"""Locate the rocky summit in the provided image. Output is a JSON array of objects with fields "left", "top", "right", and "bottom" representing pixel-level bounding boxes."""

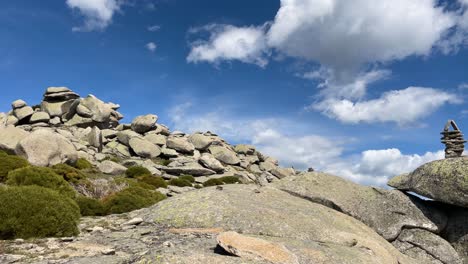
[{"left": 0, "top": 87, "right": 467, "bottom": 264}]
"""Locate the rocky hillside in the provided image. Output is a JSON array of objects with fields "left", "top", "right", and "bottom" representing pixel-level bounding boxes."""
[{"left": 0, "top": 87, "right": 466, "bottom": 264}]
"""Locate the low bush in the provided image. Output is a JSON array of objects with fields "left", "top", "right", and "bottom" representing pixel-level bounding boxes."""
[
  {"left": 220, "top": 176, "right": 241, "bottom": 184},
  {"left": 103, "top": 186, "right": 166, "bottom": 214},
  {"left": 126, "top": 166, "right": 151, "bottom": 178},
  {"left": 0, "top": 153, "right": 29, "bottom": 182},
  {"left": 203, "top": 178, "right": 224, "bottom": 187},
  {"left": 74, "top": 158, "right": 93, "bottom": 170},
  {"left": 168, "top": 178, "right": 192, "bottom": 187},
  {"left": 152, "top": 157, "right": 171, "bottom": 166},
  {"left": 138, "top": 175, "right": 167, "bottom": 189},
  {"left": 194, "top": 184, "right": 203, "bottom": 189},
  {"left": 6, "top": 167, "right": 76, "bottom": 199},
  {"left": 52, "top": 164, "right": 87, "bottom": 185},
  {"left": 76, "top": 196, "right": 105, "bottom": 216},
  {"left": 179, "top": 175, "right": 195, "bottom": 183},
  {"left": 0, "top": 186, "right": 80, "bottom": 239}
]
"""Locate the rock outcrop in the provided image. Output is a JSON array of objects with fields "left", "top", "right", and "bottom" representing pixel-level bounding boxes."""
[{"left": 388, "top": 157, "right": 468, "bottom": 208}]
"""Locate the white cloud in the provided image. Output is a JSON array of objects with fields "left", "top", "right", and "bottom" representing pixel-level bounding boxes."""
[
  {"left": 66, "top": 0, "right": 122, "bottom": 32},
  {"left": 314, "top": 87, "right": 460, "bottom": 124},
  {"left": 187, "top": 24, "right": 269, "bottom": 67},
  {"left": 459, "top": 83, "right": 468, "bottom": 90},
  {"left": 147, "top": 25, "right": 161, "bottom": 32},
  {"left": 325, "top": 149, "right": 444, "bottom": 186},
  {"left": 146, "top": 42, "right": 157, "bottom": 52}
]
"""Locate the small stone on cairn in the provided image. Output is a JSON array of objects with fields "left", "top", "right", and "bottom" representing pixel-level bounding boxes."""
[{"left": 441, "top": 120, "right": 466, "bottom": 159}]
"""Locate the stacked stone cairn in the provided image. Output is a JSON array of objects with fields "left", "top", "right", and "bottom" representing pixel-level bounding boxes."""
[
  {"left": 0, "top": 87, "right": 296, "bottom": 196},
  {"left": 441, "top": 120, "right": 466, "bottom": 159}
]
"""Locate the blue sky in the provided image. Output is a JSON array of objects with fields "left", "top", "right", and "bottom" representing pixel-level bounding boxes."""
[{"left": 1, "top": 0, "right": 467, "bottom": 186}]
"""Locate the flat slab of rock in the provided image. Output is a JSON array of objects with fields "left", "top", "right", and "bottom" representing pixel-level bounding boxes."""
[
  {"left": 129, "top": 138, "right": 161, "bottom": 158},
  {"left": 217, "top": 231, "right": 298, "bottom": 264},
  {"left": 98, "top": 160, "right": 127, "bottom": 175},
  {"left": 0, "top": 126, "right": 30, "bottom": 153},
  {"left": 162, "top": 166, "right": 216, "bottom": 176},
  {"left": 388, "top": 157, "right": 468, "bottom": 208},
  {"left": 146, "top": 185, "right": 418, "bottom": 264}
]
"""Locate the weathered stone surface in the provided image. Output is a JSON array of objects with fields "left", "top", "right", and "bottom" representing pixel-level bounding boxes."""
[
  {"left": 442, "top": 207, "right": 468, "bottom": 263},
  {"left": 273, "top": 173, "right": 447, "bottom": 241},
  {"left": 217, "top": 231, "right": 299, "bottom": 264},
  {"left": 209, "top": 145, "right": 240, "bottom": 165},
  {"left": 11, "top": 100, "right": 26, "bottom": 109},
  {"left": 13, "top": 106, "right": 34, "bottom": 121},
  {"left": 166, "top": 137, "right": 195, "bottom": 154},
  {"left": 29, "top": 111, "right": 50, "bottom": 123},
  {"left": 235, "top": 144, "right": 256, "bottom": 155},
  {"left": 388, "top": 157, "right": 468, "bottom": 208},
  {"left": 143, "top": 133, "right": 166, "bottom": 146},
  {"left": 259, "top": 161, "right": 277, "bottom": 172},
  {"left": 131, "top": 114, "right": 158, "bottom": 134},
  {"left": 271, "top": 167, "right": 295, "bottom": 179},
  {"left": 15, "top": 129, "right": 78, "bottom": 166},
  {"left": 189, "top": 133, "right": 215, "bottom": 150},
  {"left": 162, "top": 165, "right": 216, "bottom": 176},
  {"left": 5, "top": 115, "right": 18, "bottom": 126},
  {"left": 116, "top": 130, "right": 142, "bottom": 146},
  {"left": 129, "top": 137, "right": 161, "bottom": 158},
  {"left": 45, "top": 87, "right": 72, "bottom": 94},
  {"left": 0, "top": 126, "right": 29, "bottom": 153},
  {"left": 154, "top": 124, "right": 170, "bottom": 135},
  {"left": 79, "top": 95, "right": 113, "bottom": 123},
  {"left": 393, "top": 229, "right": 462, "bottom": 264},
  {"left": 199, "top": 153, "right": 225, "bottom": 173},
  {"left": 147, "top": 185, "right": 417, "bottom": 264},
  {"left": 98, "top": 160, "right": 127, "bottom": 175},
  {"left": 87, "top": 127, "right": 103, "bottom": 151},
  {"left": 41, "top": 99, "right": 76, "bottom": 117},
  {"left": 76, "top": 104, "right": 93, "bottom": 118}
]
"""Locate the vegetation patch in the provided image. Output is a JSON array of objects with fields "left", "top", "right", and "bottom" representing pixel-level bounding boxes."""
[
  {"left": 103, "top": 186, "right": 166, "bottom": 214},
  {"left": 152, "top": 157, "right": 171, "bottom": 166},
  {"left": 6, "top": 166, "right": 76, "bottom": 199},
  {"left": 0, "top": 152, "right": 29, "bottom": 182},
  {"left": 203, "top": 178, "right": 224, "bottom": 187},
  {"left": 168, "top": 178, "right": 193, "bottom": 187},
  {"left": 76, "top": 196, "right": 105, "bottom": 216},
  {"left": 52, "top": 164, "right": 88, "bottom": 185},
  {"left": 126, "top": 166, "right": 151, "bottom": 178},
  {"left": 0, "top": 186, "right": 80, "bottom": 240},
  {"left": 179, "top": 175, "right": 195, "bottom": 183},
  {"left": 74, "top": 158, "right": 93, "bottom": 170},
  {"left": 219, "top": 176, "right": 242, "bottom": 184},
  {"left": 138, "top": 175, "right": 168, "bottom": 189}
]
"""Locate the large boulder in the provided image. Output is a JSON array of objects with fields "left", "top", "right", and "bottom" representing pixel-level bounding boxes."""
[
  {"left": 129, "top": 138, "right": 161, "bottom": 158},
  {"left": 199, "top": 153, "right": 225, "bottom": 173},
  {"left": 98, "top": 160, "right": 127, "bottom": 175},
  {"left": 41, "top": 100, "right": 76, "bottom": 117},
  {"left": 209, "top": 145, "right": 240, "bottom": 165},
  {"left": 144, "top": 133, "right": 166, "bottom": 146},
  {"left": 79, "top": 95, "right": 113, "bottom": 123},
  {"left": 15, "top": 129, "right": 78, "bottom": 167},
  {"left": 273, "top": 173, "right": 447, "bottom": 240},
  {"left": 189, "top": 133, "right": 216, "bottom": 150},
  {"left": 29, "top": 112, "right": 50, "bottom": 124},
  {"left": 116, "top": 130, "right": 142, "bottom": 146},
  {"left": 388, "top": 157, "right": 468, "bottom": 208},
  {"left": 392, "top": 229, "right": 462, "bottom": 264},
  {"left": 13, "top": 106, "right": 34, "bottom": 121},
  {"left": 166, "top": 137, "right": 195, "bottom": 154},
  {"left": 131, "top": 114, "right": 158, "bottom": 134},
  {"left": 0, "top": 126, "right": 30, "bottom": 153},
  {"left": 145, "top": 185, "right": 417, "bottom": 264}
]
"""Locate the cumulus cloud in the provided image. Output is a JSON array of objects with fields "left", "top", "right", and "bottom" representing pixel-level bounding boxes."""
[
  {"left": 167, "top": 103, "right": 444, "bottom": 186},
  {"left": 313, "top": 87, "right": 460, "bottom": 124},
  {"left": 146, "top": 42, "right": 157, "bottom": 52},
  {"left": 187, "top": 24, "right": 269, "bottom": 67},
  {"left": 66, "top": 0, "right": 122, "bottom": 32}
]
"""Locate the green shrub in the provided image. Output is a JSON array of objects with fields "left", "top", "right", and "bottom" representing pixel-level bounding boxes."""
[
  {"left": 179, "top": 175, "right": 195, "bottom": 183},
  {"left": 138, "top": 175, "right": 167, "bottom": 189},
  {"left": 6, "top": 167, "right": 76, "bottom": 199},
  {"left": 0, "top": 186, "right": 80, "bottom": 239},
  {"left": 220, "top": 176, "right": 241, "bottom": 184},
  {"left": 103, "top": 187, "right": 166, "bottom": 214},
  {"left": 126, "top": 166, "right": 151, "bottom": 178},
  {"left": 203, "top": 178, "right": 224, "bottom": 187},
  {"left": 194, "top": 184, "right": 203, "bottom": 189},
  {"left": 115, "top": 177, "right": 154, "bottom": 190},
  {"left": 0, "top": 154, "right": 29, "bottom": 182},
  {"left": 74, "top": 158, "right": 93, "bottom": 170},
  {"left": 52, "top": 164, "right": 87, "bottom": 185},
  {"left": 76, "top": 196, "right": 105, "bottom": 216},
  {"left": 168, "top": 178, "right": 192, "bottom": 187}
]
